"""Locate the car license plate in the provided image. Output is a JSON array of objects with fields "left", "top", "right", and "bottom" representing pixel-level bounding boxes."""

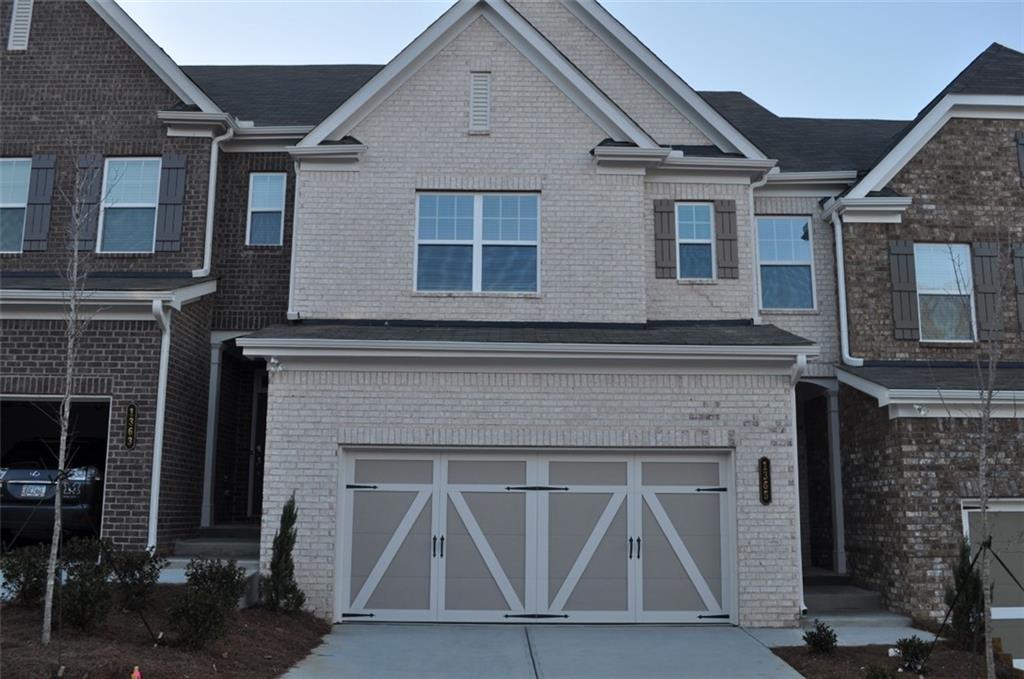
[{"left": 20, "top": 484, "right": 47, "bottom": 498}]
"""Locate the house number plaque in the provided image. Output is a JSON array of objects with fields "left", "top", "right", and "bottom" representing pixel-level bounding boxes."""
[
  {"left": 758, "top": 456, "right": 771, "bottom": 505},
  {"left": 124, "top": 404, "right": 137, "bottom": 449}
]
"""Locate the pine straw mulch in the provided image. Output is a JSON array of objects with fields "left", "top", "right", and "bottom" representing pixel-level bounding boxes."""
[
  {"left": 774, "top": 643, "right": 1021, "bottom": 679},
  {"left": 1, "top": 585, "right": 331, "bottom": 679}
]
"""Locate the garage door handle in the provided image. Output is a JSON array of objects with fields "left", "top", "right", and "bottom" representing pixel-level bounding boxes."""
[
  {"left": 636, "top": 537, "right": 641, "bottom": 560},
  {"left": 696, "top": 487, "right": 727, "bottom": 492},
  {"left": 505, "top": 485, "right": 570, "bottom": 492},
  {"left": 628, "top": 537, "right": 633, "bottom": 559},
  {"left": 346, "top": 484, "right": 378, "bottom": 490},
  {"left": 439, "top": 536, "right": 444, "bottom": 558},
  {"left": 432, "top": 536, "right": 437, "bottom": 557}
]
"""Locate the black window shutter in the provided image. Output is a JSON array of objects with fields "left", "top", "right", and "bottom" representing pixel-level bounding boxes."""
[
  {"left": 889, "top": 240, "right": 920, "bottom": 340},
  {"left": 74, "top": 154, "right": 103, "bottom": 250},
  {"left": 22, "top": 154, "right": 56, "bottom": 251},
  {"left": 972, "top": 242, "right": 1001, "bottom": 341},
  {"left": 714, "top": 199, "right": 738, "bottom": 279},
  {"left": 155, "top": 153, "right": 187, "bottom": 252},
  {"left": 654, "top": 199, "right": 676, "bottom": 279},
  {"left": 1014, "top": 244, "right": 1024, "bottom": 333}
]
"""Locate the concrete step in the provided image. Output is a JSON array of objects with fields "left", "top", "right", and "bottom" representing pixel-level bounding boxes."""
[
  {"left": 805, "top": 585, "right": 882, "bottom": 612},
  {"left": 803, "top": 573, "right": 853, "bottom": 587},
  {"left": 801, "top": 610, "right": 914, "bottom": 628},
  {"left": 173, "top": 537, "right": 259, "bottom": 559},
  {"left": 159, "top": 557, "right": 261, "bottom": 608},
  {"left": 189, "top": 525, "right": 261, "bottom": 540}
]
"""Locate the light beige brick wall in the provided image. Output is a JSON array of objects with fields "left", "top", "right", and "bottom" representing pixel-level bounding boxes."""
[
  {"left": 755, "top": 196, "right": 839, "bottom": 377},
  {"left": 507, "top": 0, "right": 711, "bottom": 145},
  {"left": 260, "top": 366, "right": 803, "bottom": 627}
]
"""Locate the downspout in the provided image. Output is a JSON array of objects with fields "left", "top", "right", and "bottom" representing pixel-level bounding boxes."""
[
  {"left": 148, "top": 300, "right": 173, "bottom": 551},
  {"left": 748, "top": 171, "right": 771, "bottom": 325},
  {"left": 286, "top": 160, "right": 301, "bottom": 320},
  {"left": 790, "top": 353, "right": 808, "bottom": 616},
  {"left": 192, "top": 126, "right": 235, "bottom": 278},
  {"left": 830, "top": 211, "right": 864, "bottom": 366}
]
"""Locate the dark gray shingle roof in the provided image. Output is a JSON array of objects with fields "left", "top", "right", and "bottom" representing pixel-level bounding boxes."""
[
  {"left": 842, "top": 362, "right": 1024, "bottom": 391},
  {"left": 245, "top": 319, "right": 814, "bottom": 347},
  {"left": 0, "top": 272, "right": 209, "bottom": 291},
  {"left": 182, "top": 65, "right": 383, "bottom": 126}
]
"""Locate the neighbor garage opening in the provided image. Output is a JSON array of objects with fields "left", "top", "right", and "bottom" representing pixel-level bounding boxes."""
[{"left": 1, "top": 399, "right": 110, "bottom": 545}]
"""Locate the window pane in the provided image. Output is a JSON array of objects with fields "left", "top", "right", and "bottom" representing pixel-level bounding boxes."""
[
  {"left": 100, "top": 207, "right": 156, "bottom": 251},
  {"left": 249, "top": 211, "right": 283, "bottom": 245},
  {"left": 914, "top": 244, "right": 972, "bottom": 292},
  {"left": 0, "top": 207, "right": 25, "bottom": 251},
  {"left": 920, "top": 294, "right": 973, "bottom": 341},
  {"left": 482, "top": 245, "right": 537, "bottom": 292},
  {"left": 105, "top": 159, "right": 160, "bottom": 205},
  {"left": 0, "top": 159, "right": 31, "bottom": 204},
  {"left": 761, "top": 265, "right": 813, "bottom": 309},
  {"left": 483, "top": 217, "right": 500, "bottom": 240},
  {"left": 417, "top": 244, "right": 472, "bottom": 291},
  {"left": 483, "top": 193, "right": 538, "bottom": 243},
  {"left": 757, "top": 217, "right": 811, "bottom": 264},
  {"left": 250, "top": 174, "right": 285, "bottom": 211},
  {"left": 679, "top": 243, "right": 712, "bottom": 279}
]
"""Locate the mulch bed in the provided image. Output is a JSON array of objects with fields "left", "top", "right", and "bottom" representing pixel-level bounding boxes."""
[
  {"left": 774, "top": 643, "right": 1019, "bottom": 679},
  {"left": 1, "top": 585, "right": 331, "bottom": 679}
]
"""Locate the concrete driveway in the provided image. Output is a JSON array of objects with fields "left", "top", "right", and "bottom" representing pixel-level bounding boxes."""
[{"left": 282, "top": 624, "right": 801, "bottom": 679}]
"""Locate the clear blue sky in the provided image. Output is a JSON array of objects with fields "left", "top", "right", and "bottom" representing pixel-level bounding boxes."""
[{"left": 119, "top": 0, "right": 1024, "bottom": 121}]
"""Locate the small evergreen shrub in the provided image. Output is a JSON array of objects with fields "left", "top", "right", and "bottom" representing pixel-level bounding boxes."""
[
  {"left": 61, "top": 536, "right": 114, "bottom": 630},
  {"left": 945, "top": 538, "right": 984, "bottom": 651},
  {"left": 170, "top": 558, "right": 247, "bottom": 649},
  {"left": 865, "top": 666, "right": 897, "bottom": 679},
  {"left": 111, "top": 548, "right": 168, "bottom": 613},
  {"left": 802, "top": 619, "right": 838, "bottom": 654},
  {"left": 895, "top": 635, "right": 930, "bottom": 674},
  {"left": 0, "top": 542, "right": 51, "bottom": 606},
  {"left": 261, "top": 493, "right": 306, "bottom": 613}
]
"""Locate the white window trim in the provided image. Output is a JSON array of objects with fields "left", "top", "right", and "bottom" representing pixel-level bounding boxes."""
[
  {"left": 913, "top": 242, "right": 977, "bottom": 344},
  {"left": 0, "top": 157, "right": 31, "bottom": 254},
  {"left": 245, "top": 172, "right": 287, "bottom": 247},
  {"left": 756, "top": 215, "right": 817, "bottom": 312},
  {"left": 675, "top": 201, "right": 715, "bottom": 281},
  {"left": 96, "top": 157, "right": 161, "bottom": 254},
  {"left": 414, "top": 192, "right": 540, "bottom": 294}
]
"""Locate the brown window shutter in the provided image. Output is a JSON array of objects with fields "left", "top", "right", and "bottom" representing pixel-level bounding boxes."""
[
  {"left": 889, "top": 240, "right": 920, "bottom": 340},
  {"left": 654, "top": 199, "right": 676, "bottom": 279},
  {"left": 73, "top": 154, "right": 103, "bottom": 250},
  {"left": 1014, "top": 244, "right": 1024, "bottom": 333},
  {"left": 972, "top": 242, "right": 1001, "bottom": 340},
  {"left": 713, "top": 199, "right": 738, "bottom": 279},
  {"left": 22, "top": 154, "right": 56, "bottom": 251},
  {"left": 155, "top": 153, "right": 187, "bottom": 252},
  {"left": 1016, "top": 132, "right": 1024, "bottom": 187}
]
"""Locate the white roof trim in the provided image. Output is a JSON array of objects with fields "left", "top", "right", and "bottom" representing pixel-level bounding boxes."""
[
  {"left": 298, "top": 0, "right": 658, "bottom": 149},
  {"left": 822, "top": 196, "right": 913, "bottom": 224},
  {"left": 84, "top": 0, "right": 221, "bottom": 113},
  {"left": 0, "top": 279, "right": 217, "bottom": 311},
  {"left": 562, "top": 0, "right": 767, "bottom": 159},
  {"left": 846, "top": 94, "right": 1024, "bottom": 199}
]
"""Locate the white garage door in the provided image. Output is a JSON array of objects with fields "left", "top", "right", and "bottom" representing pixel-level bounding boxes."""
[{"left": 339, "top": 452, "right": 734, "bottom": 623}]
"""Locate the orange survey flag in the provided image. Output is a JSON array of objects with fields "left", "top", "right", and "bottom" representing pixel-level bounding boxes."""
[{"left": 131, "top": 667, "right": 142, "bottom": 679}]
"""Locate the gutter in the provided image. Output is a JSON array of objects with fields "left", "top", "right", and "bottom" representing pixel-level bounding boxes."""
[
  {"left": 192, "top": 126, "right": 235, "bottom": 278},
  {"left": 748, "top": 170, "right": 771, "bottom": 326},
  {"left": 830, "top": 212, "right": 864, "bottom": 367},
  {"left": 148, "top": 300, "right": 173, "bottom": 550}
]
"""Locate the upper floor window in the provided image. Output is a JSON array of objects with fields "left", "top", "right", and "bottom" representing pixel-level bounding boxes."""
[
  {"left": 416, "top": 193, "right": 538, "bottom": 293},
  {"left": 757, "top": 216, "right": 814, "bottom": 310},
  {"left": 914, "top": 243, "right": 975, "bottom": 342},
  {"left": 247, "top": 173, "right": 286, "bottom": 246},
  {"left": 0, "top": 158, "right": 31, "bottom": 253},
  {"left": 676, "top": 203, "right": 714, "bottom": 279},
  {"left": 98, "top": 158, "right": 161, "bottom": 253}
]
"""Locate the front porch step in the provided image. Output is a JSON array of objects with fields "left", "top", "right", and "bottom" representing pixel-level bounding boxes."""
[
  {"left": 805, "top": 584, "right": 882, "bottom": 612},
  {"left": 803, "top": 573, "right": 853, "bottom": 587},
  {"left": 173, "top": 536, "right": 259, "bottom": 559},
  {"left": 159, "top": 557, "right": 260, "bottom": 607},
  {"left": 801, "top": 610, "right": 913, "bottom": 628}
]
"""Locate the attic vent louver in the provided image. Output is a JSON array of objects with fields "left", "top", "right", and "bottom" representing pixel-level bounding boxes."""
[
  {"left": 469, "top": 71, "right": 491, "bottom": 133},
  {"left": 6, "top": 0, "right": 33, "bottom": 51}
]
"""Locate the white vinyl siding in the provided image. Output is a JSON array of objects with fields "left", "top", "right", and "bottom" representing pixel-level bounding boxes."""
[
  {"left": 246, "top": 173, "right": 286, "bottom": 246},
  {"left": 97, "top": 158, "right": 161, "bottom": 253},
  {"left": 914, "top": 243, "right": 976, "bottom": 342},
  {"left": 0, "top": 158, "right": 31, "bottom": 253},
  {"left": 757, "top": 216, "right": 815, "bottom": 310}
]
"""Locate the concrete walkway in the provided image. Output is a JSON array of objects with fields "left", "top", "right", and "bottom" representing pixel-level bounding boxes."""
[
  {"left": 282, "top": 623, "right": 802, "bottom": 679},
  {"left": 746, "top": 611, "right": 922, "bottom": 648}
]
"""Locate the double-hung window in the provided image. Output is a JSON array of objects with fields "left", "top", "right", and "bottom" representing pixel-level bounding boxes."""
[
  {"left": 757, "top": 217, "right": 815, "bottom": 309},
  {"left": 416, "top": 193, "right": 538, "bottom": 292},
  {"left": 914, "top": 243, "right": 975, "bottom": 341},
  {"left": 98, "top": 158, "right": 161, "bottom": 253},
  {"left": 0, "top": 158, "right": 30, "bottom": 253},
  {"left": 247, "top": 173, "right": 286, "bottom": 246},
  {"left": 676, "top": 203, "right": 714, "bottom": 279}
]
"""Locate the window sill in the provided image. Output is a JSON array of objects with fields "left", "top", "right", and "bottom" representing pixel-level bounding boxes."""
[
  {"left": 95, "top": 252, "right": 156, "bottom": 257},
  {"left": 413, "top": 291, "right": 541, "bottom": 299},
  {"left": 675, "top": 279, "right": 717, "bottom": 286},
  {"left": 761, "top": 309, "right": 820, "bottom": 316},
  {"left": 243, "top": 245, "right": 285, "bottom": 251},
  {"left": 467, "top": 130, "right": 491, "bottom": 136},
  {"left": 918, "top": 340, "right": 978, "bottom": 346}
]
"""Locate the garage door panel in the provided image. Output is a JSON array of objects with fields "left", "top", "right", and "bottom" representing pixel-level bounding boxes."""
[
  {"left": 642, "top": 461, "right": 719, "bottom": 486},
  {"left": 549, "top": 460, "right": 627, "bottom": 486},
  {"left": 561, "top": 501, "right": 629, "bottom": 612},
  {"left": 355, "top": 459, "right": 433, "bottom": 484},
  {"left": 448, "top": 460, "right": 526, "bottom": 485},
  {"left": 364, "top": 500, "right": 433, "bottom": 610},
  {"left": 548, "top": 493, "right": 614, "bottom": 592},
  {"left": 443, "top": 497, "right": 517, "bottom": 612},
  {"left": 350, "top": 491, "right": 422, "bottom": 598}
]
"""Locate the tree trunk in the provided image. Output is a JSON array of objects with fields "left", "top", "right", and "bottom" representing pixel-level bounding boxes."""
[{"left": 979, "top": 418, "right": 995, "bottom": 679}]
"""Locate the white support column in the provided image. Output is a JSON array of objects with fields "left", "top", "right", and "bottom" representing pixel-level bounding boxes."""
[
  {"left": 826, "top": 386, "right": 848, "bottom": 574},
  {"left": 200, "top": 341, "right": 224, "bottom": 528}
]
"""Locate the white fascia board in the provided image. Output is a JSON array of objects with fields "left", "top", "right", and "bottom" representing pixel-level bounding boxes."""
[
  {"left": 563, "top": 0, "right": 767, "bottom": 159},
  {"left": 85, "top": 0, "right": 221, "bottom": 113},
  {"left": 653, "top": 153, "right": 777, "bottom": 181},
  {"left": 298, "top": 0, "right": 658, "bottom": 149},
  {"left": 847, "top": 94, "right": 1024, "bottom": 199},
  {"left": 837, "top": 368, "right": 1024, "bottom": 413},
  {"left": 0, "top": 280, "right": 217, "bottom": 312},
  {"left": 822, "top": 196, "right": 914, "bottom": 224}
]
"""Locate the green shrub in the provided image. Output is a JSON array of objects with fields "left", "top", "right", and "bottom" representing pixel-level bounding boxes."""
[
  {"left": 895, "top": 635, "right": 930, "bottom": 674},
  {"left": 945, "top": 538, "right": 984, "bottom": 651},
  {"left": 0, "top": 543, "right": 51, "bottom": 606},
  {"left": 60, "top": 536, "right": 114, "bottom": 630},
  {"left": 110, "top": 548, "right": 168, "bottom": 613},
  {"left": 170, "top": 558, "right": 247, "bottom": 649},
  {"left": 261, "top": 494, "right": 306, "bottom": 613},
  {"left": 865, "top": 666, "right": 896, "bottom": 679},
  {"left": 802, "top": 619, "right": 837, "bottom": 654}
]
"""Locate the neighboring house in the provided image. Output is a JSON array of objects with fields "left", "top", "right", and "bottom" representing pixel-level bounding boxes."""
[{"left": 0, "top": 0, "right": 1020, "bottom": 644}]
